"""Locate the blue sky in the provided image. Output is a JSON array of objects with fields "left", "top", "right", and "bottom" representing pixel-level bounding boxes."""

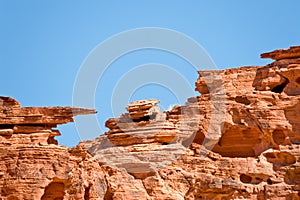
[{"left": 1, "top": 1, "right": 300, "bottom": 146}]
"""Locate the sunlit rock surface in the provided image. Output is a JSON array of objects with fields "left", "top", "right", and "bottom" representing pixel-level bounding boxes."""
[{"left": 1, "top": 46, "right": 300, "bottom": 199}]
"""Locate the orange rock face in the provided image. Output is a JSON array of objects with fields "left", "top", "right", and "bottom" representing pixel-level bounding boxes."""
[
  {"left": 0, "top": 98, "right": 102, "bottom": 199},
  {"left": 261, "top": 46, "right": 300, "bottom": 61},
  {"left": 1, "top": 46, "right": 300, "bottom": 199}
]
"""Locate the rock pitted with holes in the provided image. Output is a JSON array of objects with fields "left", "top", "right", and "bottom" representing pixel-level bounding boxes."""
[{"left": 0, "top": 46, "right": 300, "bottom": 199}]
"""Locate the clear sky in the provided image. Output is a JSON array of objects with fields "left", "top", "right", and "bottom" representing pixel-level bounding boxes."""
[{"left": 1, "top": 0, "right": 300, "bottom": 147}]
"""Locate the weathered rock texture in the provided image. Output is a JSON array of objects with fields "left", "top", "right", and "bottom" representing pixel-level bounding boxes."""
[
  {"left": 1, "top": 46, "right": 300, "bottom": 199},
  {"left": 0, "top": 96, "right": 96, "bottom": 145},
  {"left": 0, "top": 97, "right": 102, "bottom": 199}
]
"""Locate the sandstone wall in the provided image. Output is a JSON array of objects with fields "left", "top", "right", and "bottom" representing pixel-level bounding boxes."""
[{"left": 0, "top": 46, "right": 300, "bottom": 199}]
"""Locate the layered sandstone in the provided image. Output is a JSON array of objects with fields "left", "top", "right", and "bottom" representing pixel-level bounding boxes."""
[
  {"left": 0, "top": 96, "right": 96, "bottom": 145},
  {"left": 0, "top": 46, "right": 300, "bottom": 199},
  {"left": 0, "top": 98, "right": 101, "bottom": 199},
  {"left": 261, "top": 46, "right": 300, "bottom": 61}
]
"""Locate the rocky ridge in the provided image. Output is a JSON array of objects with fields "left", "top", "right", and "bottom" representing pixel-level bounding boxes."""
[{"left": 0, "top": 46, "right": 300, "bottom": 199}]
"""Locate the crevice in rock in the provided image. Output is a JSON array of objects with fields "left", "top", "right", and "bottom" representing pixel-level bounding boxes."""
[
  {"left": 184, "top": 184, "right": 196, "bottom": 199},
  {"left": 296, "top": 77, "right": 300, "bottom": 84},
  {"left": 41, "top": 181, "right": 65, "bottom": 200},
  {"left": 271, "top": 74, "right": 289, "bottom": 93},
  {"left": 240, "top": 173, "right": 267, "bottom": 185},
  {"left": 264, "top": 151, "right": 296, "bottom": 166},
  {"left": 132, "top": 115, "right": 151, "bottom": 122},
  {"left": 103, "top": 173, "right": 114, "bottom": 200},
  {"left": 47, "top": 136, "right": 58, "bottom": 145},
  {"left": 0, "top": 125, "right": 14, "bottom": 129},
  {"left": 191, "top": 131, "right": 205, "bottom": 146},
  {"left": 267, "top": 178, "right": 273, "bottom": 185},
  {"left": 272, "top": 130, "right": 286, "bottom": 145},
  {"left": 84, "top": 184, "right": 91, "bottom": 200},
  {"left": 103, "top": 187, "right": 114, "bottom": 200},
  {"left": 211, "top": 128, "right": 259, "bottom": 157},
  {"left": 235, "top": 96, "right": 251, "bottom": 105},
  {"left": 240, "top": 174, "right": 252, "bottom": 184},
  {"left": 141, "top": 179, "right": 152, "bottom": 198}
]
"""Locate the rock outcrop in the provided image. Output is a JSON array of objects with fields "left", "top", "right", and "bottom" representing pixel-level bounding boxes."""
[
  {"left": 0, "top": 98, "right": 102, "bottom": 199},
  {"left": 0, "top": 46, "right": 300, "bottom": 199},
  {"left": 0, "top": 96, "right": 96, "bottom": 145},
  {"left": 261, "top": 46, "right": 300, "bottom": 61}
]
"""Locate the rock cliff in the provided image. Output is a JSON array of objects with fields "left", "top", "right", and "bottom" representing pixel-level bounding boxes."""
[{"left": 0, "top": 46, "right": 300, "bottom": 199}]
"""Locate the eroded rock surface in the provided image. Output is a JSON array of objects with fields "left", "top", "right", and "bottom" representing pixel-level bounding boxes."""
[
  {"left": 1, "top": 46, "right": 300, "bottom": 199},
  {"left": 0, "top": 98, "right": 102, "bottom": 199}
]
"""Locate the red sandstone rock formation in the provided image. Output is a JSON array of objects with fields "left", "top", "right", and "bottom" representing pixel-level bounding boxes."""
[
  {"left": 0, "top": 46, "right": 300, "bottom": 199},
  {"left": 0, "top": 96, "right": 96, "bottom": 145}
]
